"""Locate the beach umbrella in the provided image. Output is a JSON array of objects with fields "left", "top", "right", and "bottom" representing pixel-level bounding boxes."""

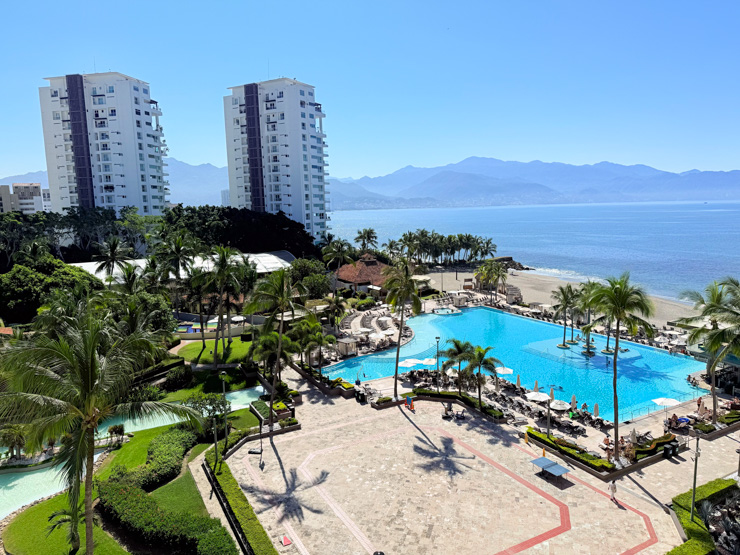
[
  {"left": 369, "top": 332, "right": 384, "bottom": 341},
  {"left": 378, "top": 316, "right": 392, "bottom": 322},
  {"left": 594, "top": 403, "right": 599, "bottom": 417},
  {"left": 550, "top": 400, "right": 570, "bottom": 411},
  {"left": 497, "top": 367, "right": 514, "bottom": 375},
  {"left": 670, "top": 339, "right": 686, "bottom": 346},
  {"left": 357, "top": 327, "right": 374, "bottom": 334},
  {"left": 231, "top": 315, "right": 246, "bottom": 323},
  {"left": 399, "top": 359, "right": 423, "bottom": 368},
  {"left": 421, "top": 358, "right": 437, "bottom": 366},
  {"left": 516, "top": 375, "right": 521, "bottom": 388},
  {"left": 630, "top": 429, "right": 637, "bottom": 443},
  {"left": 526, "top": 391, "right": 553, "bottom": 436},
  {"left": 571, "top": 394, "right": 577, "bottom": 410},
  {"left": 653, "top": 397, "right": 680, "bottom": 419},
  {"left": 533, "top": 380, "right": 539, "bottom": 392},
  {"left": 549, "top": 387, "right": 555, "bottom": 400},
  {"left": 383, "top": 329, "right": 396, "bottom": 336},
  {"left": 445, "top": 368, "right": 456, "bottom": 377},
  {"left": 654, "top": 336, "right": 670, "bottom": 344}
]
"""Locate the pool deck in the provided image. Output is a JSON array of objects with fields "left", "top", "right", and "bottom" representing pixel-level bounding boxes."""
[{"left": 226, "top": 366, "right": 740, "bottom": 554}]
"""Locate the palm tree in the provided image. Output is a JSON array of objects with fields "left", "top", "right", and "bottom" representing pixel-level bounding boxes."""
[
  {"left": 93, "top": 236, "right": 131, "bottom": 278},
  {"left": 0, "top": 307, "right": 201, "bottom": 555},
  {"left": 489, "top": 262, "right": 508, "bottom": 304},
  {"left": 247, "top": 269, "right": 306, "bottom": 429},
  {"left": 383, "top": 258, "right": 421, "bottom": 400},
  {"left": 158, "top": 233, "right": 196, "bottom": 319},
  {"left": 588, "top": 273, "right": 653, "bottom": 461},
  {"left": 463, "top": 345, "right": 502, "bottom": 410},
  {"left": 355, "top": 228, "right": 378, "bottom": 252},
  {"left": 680, "top": 279, "right": 738, "bottom": 425},
  {"left": 288, "top": 319, "right": 320, "bottom": 366},
  {"left": 116, "top": 263, "right": 144, "bottom": 296},
  {"left": 46, "top": 501, "right": 85, "bottom": 552},
  {"left": 441, "top": 339, "right": 474, "bottom": 396},
  {"left": 0, "top": 424, "right": 26, "bottom": 458},
  {"left": 322, "top": 295, "right": 348, "bottom": 333},
  {"left": 322, "top": 240, "right": 354, "bottom": 298},
  {"left": 475, "top": 260, "right": 494, "bottom": 302},
  {"left": 206, "top": 246, "right": 242, "bottom": 368},
  {"left": 185, "top": 267, "right": 216, "bottom": 351},
  {"left": 579, "top": 280, "right": 601, "bottom": 356},
  {"left": 551, "top": 284, "right": 578, "bottom": 348},
  {"left": 382, "top": 239, "right": 402, "bottom": 261},
  {"left": 253, "top": 331, "right": 300, "bottom": 380},
  {"left": 306, "top": 332, "right": 337, "bottom": 378}
]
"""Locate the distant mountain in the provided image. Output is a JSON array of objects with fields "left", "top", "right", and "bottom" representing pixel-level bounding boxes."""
[
  {"left": 0, "top": 170, "right": 49, "bottom": 188},
  {"left": 163, "top": 158, "right": 227, "bottom": 206}
]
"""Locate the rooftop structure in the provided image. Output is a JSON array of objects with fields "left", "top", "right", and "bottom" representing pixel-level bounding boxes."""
[{"left": 335, "top": 254, "right": 389, "bottom": 290}]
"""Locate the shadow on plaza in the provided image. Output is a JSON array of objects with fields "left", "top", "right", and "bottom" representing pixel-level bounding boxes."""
[{"left": 413, "top": 434, "right": 477, "bottom": 478}]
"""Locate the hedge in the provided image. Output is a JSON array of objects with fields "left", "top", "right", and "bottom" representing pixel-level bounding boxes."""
[
  {"left": 165, "top": 336, "right": 182, "bottom": 349},
  {"left": 205, "top": 456, "right": 279, "bottom": 554},
  {"left": 633, "top": 433, "right": 676, "bottom": 461},
  {"left": 412, "top": 388, "right": 505, "bottom": 419},
  {"left": 356, "top": 298, "right": 376, "bottom": 311},
  {"left": 719, "top": 410, "right": 740, "bottom": 425},
  {"left": 98, "top": 481, "right": 237, "bottom": 554},
  {"left": 252, "top": 400, "right": 270, "bottom": 420},
  {"left": 527, "top": 427, "right": 616, "bottom": 471},
  {"left": 668, "top": 478, "right": 738, "bottom": 555}
]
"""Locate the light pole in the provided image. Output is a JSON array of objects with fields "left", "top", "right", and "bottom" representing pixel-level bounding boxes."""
[
  {"left": 212, "top": 420, "right": 219, "bottom": 467},
  {"left": 436, "top": 265, "right": 444, "bottom": 293},
  {"left": 220, "top": 371, "right": 229, "bottom": 455},
  {"left": 436, "top": 336, "right": 441, "bottom": 392},
  {"left": 690, "top": 432, "right": 702, "bottom": 522}
]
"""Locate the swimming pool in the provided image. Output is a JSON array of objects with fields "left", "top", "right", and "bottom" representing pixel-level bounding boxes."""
[{"left": 324, "top": 307, "right": 704, "bottom": 422}]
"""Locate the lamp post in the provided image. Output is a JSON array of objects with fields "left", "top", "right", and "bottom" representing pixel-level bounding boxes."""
[
  {"left": 690, "top": 431, "right": 702, "bottom": 522},
  {"left": 212, "top": 420, "right": 219, "bottom": 467},
  {"left": 220, "top": 371, "right": 229, "bottom": 455},
  {"left": 436, "top": 265, "right": 444, "bottom": 293},
  {"left": 436, "top": 336, "right": 441, "bottom": 392}
]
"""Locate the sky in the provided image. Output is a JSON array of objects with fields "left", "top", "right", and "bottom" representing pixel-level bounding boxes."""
[{"left": 1, "top": 1, "right": 739, "bottom": 179}]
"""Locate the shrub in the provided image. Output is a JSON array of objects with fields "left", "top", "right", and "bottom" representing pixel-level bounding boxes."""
[
  {"left": 279, "top": 417, "right": 298, "bottom": 428},
  {"left": 633, "top": 433, "right": 676, "bottom": 461},
  {"left": 98, "top": 481, "right": 237, "bottom": 554},
  {"left": 719, "top": 410, "right": 740, "bottom": 425},
  {"left": 340, "top": 288, "right": 354, "bottom": 299},
  {"left": 668, "top": 478, "right": 738, "bottom": 554},
  {"left": 252, "top": 400, "right": 270, "bottom": 420},
  {"left": 376, "top": 397, "right": 392, "bottom": 404},
  {"left": 358, "top": 291, "right": 367, "bottom": 300},
  {"left": 273, "top": 401, "right": 288, "bottom": 412},
  {"left": 165, "top": 336, "right": 182, "bottom": 349},
  {"left": 526, "top": 427, "right": 616, "bottom": 471},
  {"left": 355, "top": 298, "right": 376, "bottom": 311},
  {"left": 288, "top": 389, "right": 300, "bottom": 397},
  {"left": 205, "top": 458, "right": 278, "bottom": 554},
  {"left": 412, "top": 388, "right": 504, "bottom": 419},
  {"left": 164, "top": 364, "right": 194, "bottom": 391},
  {"left": 124, "top": 385, "right": 164, "bottom": 403},
  {"left": 693, "top": 422, "right": 716, "bottom": 434}
]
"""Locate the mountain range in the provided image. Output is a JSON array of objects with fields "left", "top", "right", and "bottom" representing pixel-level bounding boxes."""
[{"left": 2, "top": 156, "right": 739, "bottom": 210}]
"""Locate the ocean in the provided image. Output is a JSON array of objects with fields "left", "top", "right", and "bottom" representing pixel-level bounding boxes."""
[{"left": 329, "top": 201, "right": 740, "bottom": 300}]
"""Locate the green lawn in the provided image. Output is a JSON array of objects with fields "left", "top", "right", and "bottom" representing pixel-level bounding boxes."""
[
  {"left": 187, "top": 443, "right": 212, "bottom": 463},
  {"left": 150, "top": 469, "right": 208, "bottom": 518},
  {"left": 229, "top": 407, "right": 259, "bottom": 430},
  {"left": 162, "top": 366, "right": 256, "bottom": 403},
  {"left": 178, "top": 338, "right": 252, "bottom": 365},
  {"left": 96, "top": 424, "right": 173, "bottom": 480}
]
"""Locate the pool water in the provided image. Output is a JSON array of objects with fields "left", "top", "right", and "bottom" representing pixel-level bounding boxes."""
[
  {"left": 433, "top": 308, "right": 456, "bottom": 315},
  {"left": 0, "top": 385, "right": 265, "bottom": 519},
  {"left": 324, "top": 307, "right": 704, "bottom": 422}
]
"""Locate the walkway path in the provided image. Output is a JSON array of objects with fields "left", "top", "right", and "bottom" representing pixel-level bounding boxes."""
[
  {"left": 224, "top": 367, "right": 707, "bottom": 554},
  {"left": 188, "top": 452, "right": 240, "bottom": 548}
]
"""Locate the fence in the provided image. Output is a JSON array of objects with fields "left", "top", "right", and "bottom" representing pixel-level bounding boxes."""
[{"left": 618, "top": 388, "right": 703, "bottom": 423}]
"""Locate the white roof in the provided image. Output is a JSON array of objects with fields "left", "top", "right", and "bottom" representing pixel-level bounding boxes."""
[{"left": 71, "top": 250, "right": 294, "bottom": 282}]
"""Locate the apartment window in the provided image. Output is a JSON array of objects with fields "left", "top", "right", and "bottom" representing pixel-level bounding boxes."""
[
  {"left": 140, "top": 164, "right": 145, "bottom": 171},
  {"left": 308, "top": 91, "right": 314, "bottom": 97},
  {"left": 302, "top": 145, "right": 307, "bottom": 152},
  {"left": 309, "top": 113, "right": 314, "bottom": 119},
  {"left": 95, "top": 120, "right": 107, "bottom": 128},
  {"left": 277, "top": 91, "right": 283, "bottom": 98},
  {"left": 107, "top": 85, "right": 115, "bottom": 93},
  {"left": 302, "top": 134, "right": 307, "bottom": 141},
  {"left": 137, "top": 132, "right": 142, "bottom": 139},
  {"left": 301, "top": 112, "right": 306, "bottom": 118},
  {"left": 133, "top": 86, "right": 139, "bottom": 92},
  {"left": 271, "top": 145, "right": 278, "bottom": 153},
  {"left": 141, "top": 174, "right": 146, "bottom": 182},
  {"left": 304, "top": 174, "right": 309, "bottom": 181},
  {"left": 143, "top": 206, "right": 149, "bottom": 213},
  {"left": 51, "top": 89, "right": 59, "bottom": 98},
  {"left": 100, "top": 132, "right": 109, "bottom": 139},
  {"left": 272, "top": 165, "right": 279, "bottom": 172},
  {"left": 101, "top": 143, "right": 110, "bottom": 151},
  {"left": 136, "top": 120, "right": 141, "bottom": 128},
  {"left": 134, "top": 97, "right": 140, "bottom": 105},
  {"left": 305, "top": 194, "right": 310, "bottom": 200},
  {"left": 52, "top": 111, "right": 61, "bottom": 120},
  {"left": 103, "top": 164, "right": 111, "bottom": 172},
  {"left": 135, "top": 109, "right": 141, "bottom": 115},
  {"left": 270, "top": 136, "right": 277, "bottom": 143},
  {"left": 303, "top": 155, "right": 308, "bottom": 161},
  {"left": 92, "top": 97, "right": 106, "bottom": 105},
  {"left": 109, "top": 108, "right": 116, "bottom": 116},
  {"left": 300, "top": 90, "right": 305, "bottom": 96},
  {"left": 142, "top": 195, "right": 147, "bottom": 202},
  {"left": 232, "top": 97, "right": 239, "bottom": 105},
  {"left": 104, "top": 175, "right": 112, "bottom": 183},
  {"left": 301, "top": 123, "right": 306, "bottom": 130},
  {"left": 233, "top": 118, "right": 240, "bottom": 126},
  {"left": 139, "top": 153, "right": 144, "bottom": 161},
  {"left": 144, "top": 111, "right": 150, "bottom": 116},
  {"left": 143, "top": 88, "right": 148, "bottom": 94},
  {"left": 279, "top": 112, "right": 285, "bottom": 120},
  {"left": 138, "top": 143, "right": 143, "bottom": 151},
  {"left": 101, "top": 153, "right": 111, "bottom": 161}
]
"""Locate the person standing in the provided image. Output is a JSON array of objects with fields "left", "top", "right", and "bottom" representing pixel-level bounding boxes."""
[{"left": 609, "top": 480, "right": 618, "bottom": 503}]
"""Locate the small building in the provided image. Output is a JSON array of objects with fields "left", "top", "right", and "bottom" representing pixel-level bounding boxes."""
[
  {"left": 335, "top": 254, "right": 389, "bottom": 294},
  {"left": 336, "top": 337, "right": 358, "bottom": 357}
]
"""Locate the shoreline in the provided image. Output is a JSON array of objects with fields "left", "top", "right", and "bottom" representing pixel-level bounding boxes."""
[{"left": 425, "top": 268, "right": 697, "bottom": 326}]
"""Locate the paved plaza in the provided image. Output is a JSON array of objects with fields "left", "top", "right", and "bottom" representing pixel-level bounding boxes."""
[{"left": 221, "top": 368, "right": 740, "bottom": 554}]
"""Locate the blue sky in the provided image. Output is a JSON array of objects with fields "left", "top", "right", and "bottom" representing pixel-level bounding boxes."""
[{"left": 1, "top": 1, "right": 738, "bottom": 178}]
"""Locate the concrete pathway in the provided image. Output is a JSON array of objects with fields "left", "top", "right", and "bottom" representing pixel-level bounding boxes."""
[{"left": 188, "top": 453, "right": 240, "bottom": 549}]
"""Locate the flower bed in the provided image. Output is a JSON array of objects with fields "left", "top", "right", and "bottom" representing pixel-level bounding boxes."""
[
  {"left": 413, "top": 388, "right": 504, "bottom": 419},
  {"left": 632, "top": 433, "right": 676, "bottom": 461},
  {"left": 527, "top": 427, "right": 616, "bottom": 472},
  {"left": 719, "top": 410, "right": 740, "bottom": 425}
]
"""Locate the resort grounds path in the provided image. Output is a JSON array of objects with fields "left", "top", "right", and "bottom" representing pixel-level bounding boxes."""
[
  {"left": 225, "top": 368, "right": 694, "bottom": 554},
  {"left": 188, "top": 452, "right": 240, "bottom": 547}
]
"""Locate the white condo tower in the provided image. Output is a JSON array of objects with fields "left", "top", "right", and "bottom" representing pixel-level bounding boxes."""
[
  {"left": 223, "top": 78, "right": 329, "bottom": 239},
  {"left": 39, "top": 72, "right": 169, "bottom": 215}
]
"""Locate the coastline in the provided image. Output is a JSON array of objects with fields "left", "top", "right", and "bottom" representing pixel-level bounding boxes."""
[{"left": 426, "top": 268, "right": 697, "bottom": 326}]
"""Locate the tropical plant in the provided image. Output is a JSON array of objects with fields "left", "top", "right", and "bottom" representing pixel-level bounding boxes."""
[
  {"left": 383, "top": 258, "right": 421, "bottom": 400},
  {"left": 185, "top": 267, "right": 216, "bottom": 350},
  {"left": 322, "top": 295, "right": 348, "bottom": 333},
  {"left": 463, "top": 345, "right": 502, "bottom": 410},
  {"left": 288, "top": 319, "right": 321, "bottom": 365},
  {"left": 0, "top": 304, "right": 201, "bottom": 555},
  {"left": 578, "top": 280, "right": 601, "bottom": 356},
  {"left": 586, "top": 273, "right": 654, "bottom": 461},
  {"left": 157, "top": 232, "right": 197, "bottom": 318},
  {"left": 253, "top": 331, "right": 300, "bottom": 379},
  {"left": 0, "top": 424, "right": 26, "bottom": 458},
  {"left": 355, "top": 228, "right": 378, "bottom": 252},
  {"left": 306, "top": 332, "right": 337, "bottom": 378},
  {"left": 46, "top": 500, "right": 87, "bottom": 552},
  {"left": 246, "top": 269, "right": 306, "bottom": 429},
  {"left": 205, "top": 246, "right": 242, "bottom": 367},
  {"left": 441, "top": 339, "right": 474, "bottom": 395},
  {"left": 551, "top": 284, "right": 578, "bottom": 348},
  {"left": 93, "top": 236, "right": 132, "bottom": 278},
  {"left": 322, "top": 240, "right": 354, "bottom": 298},
  {"left": 681, "top": 278, "right": 740, "bottom": 425}
]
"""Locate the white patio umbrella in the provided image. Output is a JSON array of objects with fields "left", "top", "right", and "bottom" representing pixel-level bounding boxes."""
[
  {"left": 383, "top": 329, "right": 396, "bottom": 336},
  {"left": 550, "top": 400, "right": 571, "bottom": 411},
  {"left": 594, "top": 403, "right": 599, "bottom": 417},
  {"left": 654, "top": 336, "right": 670, "bottom": 344},
  {"left": 399, "top": 358, "right": 423, "bottom": 368},
  {"left": 421, "top": 358, "right": 437, "bottom": 366},
  {"left": 357, "top": 327, "right": 374, "bottom": 334},
  {"left": 653, "top": 397, "right": 680, "bottom": 418},
  {"left": 526, "top": 391, "right": 554, "bottom": 436},
  {"left": 378, "top": 316, "right": 392, "bottom": 322},
  {"left": 231, "top": 315, "right": 246, "bottom": 322},
  {"left": 496, "top": 367, "right": 514, "bottom": 375},
  {"left": 549, "top": 387, "right": 555, "bottom": 400},
  {"left": 670, "top": 339, "right": 687, "bottom": 346},
  {"left": 369, "top": 332, "right": 384, "bottom": 341},
  {"left": 445, "top": 368, "right": 456, "bottom": 377}
]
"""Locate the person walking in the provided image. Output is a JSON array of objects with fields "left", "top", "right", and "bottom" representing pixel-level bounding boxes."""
[{"left": 609, "top": 480, "right": 618, "bottom": 503}]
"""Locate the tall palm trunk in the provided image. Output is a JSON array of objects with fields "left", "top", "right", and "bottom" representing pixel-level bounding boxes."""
[
  {"left": 612, "top": 320, "right": 621, "bottom": 461},
  {"left": 84, "top": 429, "right": 95, "bottom": 555},
  {"left": 457, "top": 362, "right": 463, "bottom": 395},
  {"left": 562, "top": 320, "right": 567, "bottom": 346},
  {"left": 605, "top": 324, "right": 611, "bottom": 351},
  {"left": 570, "top": 310, "right": 575, "bottom": 341},
  {"left": 213, "top": 286, "right": 224, "bottom": 368},
  {"left": 226, "top": 305, "right": 232, "bottom": 347},
  {"left": 585, "top": 309, "right": 593, "bottom": 354},
  {"left": 393, "top": 310, "right": 405, "bottom": 400},
  {"left": 268, "top": 316, "right": 284, "bottom": 429},
  {"left": 198, "top": 305, "right": 206, "bottom": 350},
  {"left": 477, "top": 366, "right": 483, "bottom": 409},
  {"left": 707, "top": 345, "right": 730, "bottom": 426}
]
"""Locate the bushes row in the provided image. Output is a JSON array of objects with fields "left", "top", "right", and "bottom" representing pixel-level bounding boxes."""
[
  {"left": 205, "top": 457, "right": 279, "bottom": 554},
  {"left": 668, "top": 478, "right": 739, "bottom": 555},
  {"left": 109, "top": 428, "right": 197, "bottom": 491},
  {"left": 632, "top": 433, "right": 676, "bottom": 461},
  {"left": 355, "top": 298, "right": 376, "bottom": 311},
  {"left": 98, "top": 481, "right": 237, "bottom": 554},
  {"left": 412, "top": 388, "right": 505, "bottom": 419},
  {"left": 251, "top": 400, "right": 270, "bottom": 420},
  {"left": 164, "top": 364, "right": 194, "bottom": 391},
  {"left": 526, "top": 427, "right": 616, "bottom": 471},
  {"left": 719, "top": 410, "right": 740, "bottom": 425}
]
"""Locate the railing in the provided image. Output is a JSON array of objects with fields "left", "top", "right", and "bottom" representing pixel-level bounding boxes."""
[
  {"left": 201, "top": 460, "right": 255, "bottom": 555},
  {"left": 618, "top": 387, "right": 703, "bottom": 423}
]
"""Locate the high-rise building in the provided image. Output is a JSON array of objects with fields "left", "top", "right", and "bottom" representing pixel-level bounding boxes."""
[
  {"left": 223, "top": 78, "right": 329, "bottom": 238},
  {"left": 39, "top": 72, "right": 169, "bottom": 216},
  {"left": 0, "top": 183, "right": 51, "bottom": 214}
]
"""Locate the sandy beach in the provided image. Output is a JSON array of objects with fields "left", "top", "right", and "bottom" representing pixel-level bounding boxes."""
[{"left": 424, "top": 268, "right": 697, "bottom": 327}]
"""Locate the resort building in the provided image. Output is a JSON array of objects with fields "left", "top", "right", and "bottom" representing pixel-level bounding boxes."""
[
  {"left": 335, "top": 254, "right": 389, "bottom": 294},
  {"left": 0, "top": 183, "right": 51, "bottom": 214},
  {"left": 223, "top": 78, "right": 329, "bottom": 239},
  {"left": 221, "top": 189, "right": 230, "bottom": 206},
  {"left": 39, "top": 72, "right": 169, "bottom": 216}
]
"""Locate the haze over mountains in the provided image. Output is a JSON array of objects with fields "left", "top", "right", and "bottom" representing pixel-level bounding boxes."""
[{"left": 2, "top": 156, "right": 739, "bottom": 210}]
